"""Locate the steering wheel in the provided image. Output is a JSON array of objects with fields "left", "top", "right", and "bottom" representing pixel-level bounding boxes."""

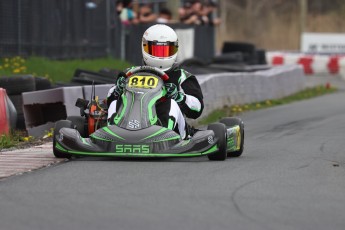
[{"left": 125, "top": 66, "right": 169, "bottom": 81}]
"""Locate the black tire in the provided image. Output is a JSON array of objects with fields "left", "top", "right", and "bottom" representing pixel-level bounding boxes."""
[
  {"left": 53, "top": 120, "right": 73, "bottom": 158},
  {"left": 0, "top": 75, "right": 36, "bottom": 95},
  {"left": 72, "top": 69, "right": 115, "bottom": 84},
  {"left": 179, "top": 58, "right": 207, "bottom": 67},
  {"left": 256, "top": 49, "right": 267, "bottom": 65},
  {"left": 67, "top": 116, "right": 87, "bottom": 137},
  {"left": 8, "top": 94, "right": 23, "bottom": 114},
  {"left": 16, "top": 114, "right": 26, "bottom": 129},
  {"left": 35, "top": 76, "right": 52, "bottom": 90},
  {"left": 212, "top": 52, "right": 244, "bottom": 64},
  {"left": 222, "top": 42, "right": 256, "bottom": 54},
  {"left": 9, "top": 94, "right": 25, "bottom": 129},
  {"left": 98, "top": 68, "right": 120, "bottom": 78},
  {"left": 219, "top": 117, "right": 244, "bottom": 157},
  {"left": 221, "top": 42, "right": 258, "bottom": 65},
  {"left": 207, "top": 123, "right": 227, "bottom": 161}
]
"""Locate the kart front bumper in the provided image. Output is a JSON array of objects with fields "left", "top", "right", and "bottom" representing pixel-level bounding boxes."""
[{"left": 54, "top": 127, "right": 219, "bottom": 158}]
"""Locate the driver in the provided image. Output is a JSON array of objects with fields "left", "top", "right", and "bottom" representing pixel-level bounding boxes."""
[{"left": 107, "top": 24, "right": 204, "bottom": 139}]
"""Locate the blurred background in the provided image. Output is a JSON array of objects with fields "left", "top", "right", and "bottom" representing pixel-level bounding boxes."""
[
  {"left": 1, "top": 0, "right": 345, "bottom": 61},
  {"left": 0, "top": 0, "right": 344, "bottom": 144}
]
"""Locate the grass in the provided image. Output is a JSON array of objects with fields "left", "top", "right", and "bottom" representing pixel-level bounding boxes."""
[
  {"left": 199, "top": 84, "right": 338, "bottom": 125},
  {"left": 0, "top": 56, "right": 338, "bottom": 149},
  {"left": 2, "top": 85, "right": 335, "bottom": 149},
  {"left": 0, "top": 56, "right": 132, "bottom": 83},
  {"left": 0, "top": 56, "right": 132, "bottom": 149},
  {"left": 0, "top": 131, "right": 31, "bottom": 150},
  {"left": 0, "top": 129, "right": 53, "bottom": 150}
]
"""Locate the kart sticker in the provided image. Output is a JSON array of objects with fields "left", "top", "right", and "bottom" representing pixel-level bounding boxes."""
[
  {"left": 128, "top": 119, "right": 140, "bottom": 129},
  {"left": 128, "top": 76, "right": 158, "bottom": 89},
  {"left": 227, "top": 126, "right": 241, "bottom": 151},
  {"left": 115, "top": 144, "right": 150, "bottom": 154},
  {"left": 207, "top": 135, "right": 214, "bottom": 144}
]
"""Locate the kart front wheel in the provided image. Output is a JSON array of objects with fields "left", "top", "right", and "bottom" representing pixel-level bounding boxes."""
[
  {"left": 207, "top": 123, "right": 227, "bottom": 161},
  {"left": 219, "top": 117, "right": 244, "bottom": 157},
  {"left": 67, "top": 116, "right": 87, "bottom": 137},
  {"left": 53, "top": 120, "right": 73, "bottom": 159}
]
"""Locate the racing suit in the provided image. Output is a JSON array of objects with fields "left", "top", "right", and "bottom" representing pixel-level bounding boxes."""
[{"left": 107, "top": 65, "right": 204, "bottom": 139}]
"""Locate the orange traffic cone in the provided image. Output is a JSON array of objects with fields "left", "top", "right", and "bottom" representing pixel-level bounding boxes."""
[{"left": 0, "top": 88, "right": 17, "bottom": 135}]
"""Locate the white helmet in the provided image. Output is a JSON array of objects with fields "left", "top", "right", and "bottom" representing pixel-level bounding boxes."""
[{"left": 142, "top": 24, "right": 179, "bottom": 71}]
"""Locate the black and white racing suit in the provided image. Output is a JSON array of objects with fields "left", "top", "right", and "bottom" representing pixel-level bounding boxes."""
[{"left": 107, "top": 66, "right": 204, "bottom": 139}]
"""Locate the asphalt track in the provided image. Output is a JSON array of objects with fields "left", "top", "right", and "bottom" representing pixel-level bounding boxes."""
[{"left": 1, "top": 89, "right": 345, "bottom": 230}]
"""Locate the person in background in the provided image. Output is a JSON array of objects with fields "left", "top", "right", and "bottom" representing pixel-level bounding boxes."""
[
  {"left": 157, "top": 8, "right": 173, "bottom": 24},
  {"left": 202, "top": 0, "right": 221, "bottom": 26},
  {"left": 138, "top": 4, "right": 157, "bottom": 23},
  {"left": 116, "top": 0, "right": 138, "bottom": 25},
  {"left": 178, "top": 1, "right": 192, "bottom": 23},
  {"left": 179, "top": 0, "right": 203, "bottom": 25}
]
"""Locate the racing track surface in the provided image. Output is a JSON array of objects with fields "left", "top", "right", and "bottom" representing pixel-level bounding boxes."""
[{"left": 1, "top": 90, "right": 345, "bottom": 230}]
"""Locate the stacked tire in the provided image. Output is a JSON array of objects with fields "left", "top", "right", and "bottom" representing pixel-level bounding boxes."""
[
  {"left": 71, "top": 68, "right": 119, "bottom": 85},
  {"left": 220, "top": 42, "right": 267, "bottom": 65},
  {"left": 0, "top": 75, "right": 51, "bottom": 129}
]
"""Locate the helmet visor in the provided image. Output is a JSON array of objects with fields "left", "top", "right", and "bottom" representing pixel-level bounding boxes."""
[{"left": 143, "top": 41, "right": 178, "bottom": 58}]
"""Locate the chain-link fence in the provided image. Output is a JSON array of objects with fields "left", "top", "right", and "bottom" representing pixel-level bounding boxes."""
[
  {"left": 0, "top": 0, "right": 215, "bottom": 62},
  {"left": 0, "top": 0, "right": 113, "bottom": 59}
]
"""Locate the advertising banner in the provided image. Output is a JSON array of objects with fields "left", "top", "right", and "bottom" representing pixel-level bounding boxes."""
[{"left": 301, "top": 33, "right": 345, "bottom": 54}]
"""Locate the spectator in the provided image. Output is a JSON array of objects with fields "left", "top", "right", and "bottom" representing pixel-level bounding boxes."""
[
  {"left": 138, "top": 4, "right": 157, "bottom": 23},
  {"left": 157, "top": 8, "right": 173, "bottom": 24},
  {"left": 116, "top": 0, "right": 138, "bottom": 25},
  {"left": 179, "top": 0, "right": 203, "bottom": 25},
  {"left": 178, "top": 1, "right": 192, "bottom": 22},
  {"left": 203, "top": 0, "right": 221, "bottom": 26}
]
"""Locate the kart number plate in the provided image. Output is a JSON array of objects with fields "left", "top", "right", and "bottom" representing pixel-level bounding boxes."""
[{"left": 128, "top": 76, "right": 158, "bottom": 89}]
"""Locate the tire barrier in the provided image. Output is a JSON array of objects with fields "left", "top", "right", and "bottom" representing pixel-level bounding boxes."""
[
  {"left": 222, "top": 42, "right": 256, "bottom": 65},
  {"left": 72, "top": 69, "right": 118, "bottom": 85},
  {"left": 0, "top": 75, "right": 36, "bottom": 95},
  {"left": 221, "top": 42, "right": 264, "bottom": 65},
  {"left": 266, "top": 52, "right": 345, "bottom": 79},
  {"left": 0, "top": 88, "right": 17, "bottom": 135},
  {"left": 0, "top": 75, "right": 54, "bottom": 129}
]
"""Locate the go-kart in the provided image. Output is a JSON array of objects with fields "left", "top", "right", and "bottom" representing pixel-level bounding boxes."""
[{"left": 53, "top": 66, "right": 244, "bottom": 161}]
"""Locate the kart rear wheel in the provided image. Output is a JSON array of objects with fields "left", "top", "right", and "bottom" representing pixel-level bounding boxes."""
[
  {"left": 219, "top": 117, "right": 244, "bottom": 157},
  {"left": 53, "top": 120, "right": 73, "bottom": 159},
  {"left": 207, "top": 123, "right": 227, "bottom": 161},
  {"left": 67, "top": 116, "right": 87, "bottom": 137}
]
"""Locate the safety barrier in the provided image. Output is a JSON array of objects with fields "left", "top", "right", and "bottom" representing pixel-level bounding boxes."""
[
  {"left": 22, "top": 85, "right": 111, "bottom": 137},
  {"left": 0, "top": 88, "right": 17, "bottom": 135},
  {"left": 266, "top": 52, "right": 345, "bottom": 79},
  {"left": 22, "top": 65, "right": 306, "bottom": 137},
  {"left": 195, "top": 65, "right": 306, "bottom": 122}
]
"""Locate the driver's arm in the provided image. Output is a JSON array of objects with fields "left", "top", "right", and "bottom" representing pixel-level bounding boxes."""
[{"left": 179, "top": 74, "right": 204, "bottom": 119}]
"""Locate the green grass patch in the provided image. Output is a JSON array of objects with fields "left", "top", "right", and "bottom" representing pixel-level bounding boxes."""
[
  {"left": 0, "top": 129, "right": 47, "bottom": 150},
  {"left": 199, "top": 85, "right": 338, "bottom": 125},
  {"left": 0, "top": 56, "right": 132, "bottom": 83},
  {"left": 0, "top": 131, "right": 27, "bottom": 149}
]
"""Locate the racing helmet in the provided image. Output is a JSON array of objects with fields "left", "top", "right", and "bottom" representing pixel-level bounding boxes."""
[{"left": 142, "top": 24, "right": 178, "bottom": 71}]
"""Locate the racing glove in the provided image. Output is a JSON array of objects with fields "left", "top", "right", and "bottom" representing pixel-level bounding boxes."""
[
  {"left": 114, "top": 72, "right": 127, "bottom": 97},
  {"left": 165, "top": 83, "right": 185, "bottom": 104}
]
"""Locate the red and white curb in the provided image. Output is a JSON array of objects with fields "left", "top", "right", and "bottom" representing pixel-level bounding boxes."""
[
  {"left": 266, "top": 52, "right": 345, "bottom": 78},
  {"left": 0, "top": 142, "right": 65, "bottom": 179}
]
